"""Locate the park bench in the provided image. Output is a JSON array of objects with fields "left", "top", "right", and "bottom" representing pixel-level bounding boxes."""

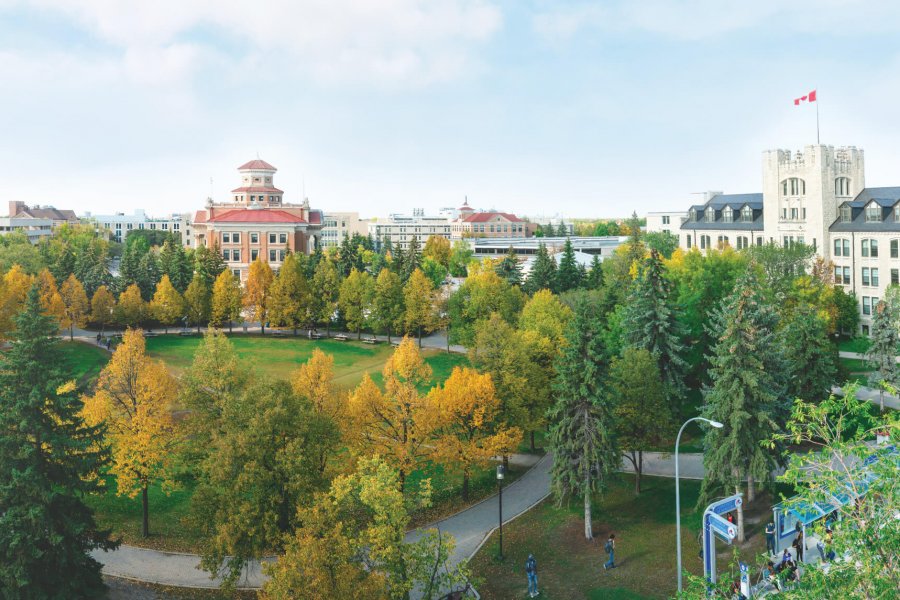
[
  {"left": 334, "top": 334, "right": 349, "bottom": 341},
  {"left": 362, "top": 337, "right": 379, "bottom": 344},
  {"left": 310, "top": 332, "right": 325, "bottom": 339},
  {"left": 179, "top": 329, "right": 194, "bottom": 336},
  {"left": 143, "top": 331, "right": 159, "bottom": 337}
]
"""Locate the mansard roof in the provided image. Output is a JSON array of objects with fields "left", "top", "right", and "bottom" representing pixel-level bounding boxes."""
[
  {"left": 681, "top": 192, "right": 764, "bottom": 231},
  {"left": 829, "top": 187, "right": 900, "bottom": 232}
]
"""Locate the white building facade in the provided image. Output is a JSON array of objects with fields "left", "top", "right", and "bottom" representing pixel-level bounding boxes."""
[
  {"left": 368, "top": 210, "right": 451, "bottom": 251},
  {"left": 83, "top": 210, "right": 193, "bottom": 246},
  {"left": 321, "top": 212, "right": 370, "bottom": 247},
  {"left": 677, "top": 143, "right": 897, "bottom": 333},
  {"left": 645, "top": 211, "right": 688, "bottom": 235}
]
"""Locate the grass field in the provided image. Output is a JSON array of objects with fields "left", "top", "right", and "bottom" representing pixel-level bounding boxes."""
[
  {"left": 59, "top": 341, "right": 109, "bottom": 388},
  {"left": 470, "top": 475, "right": 770, "bottom": 600}
]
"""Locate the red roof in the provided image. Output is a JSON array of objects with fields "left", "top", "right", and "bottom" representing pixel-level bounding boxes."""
[
  {"left": 193, "top": 210, "right": 207, "bottom": 223},
  {"left": 462, "top": 212, "right": 523, "bottom": 223},
  {"left": 230, "top": 186, "right": 284, "bottom": 194},
  {"left": 208, "top": 209, "right": 306, "bottom": 224},
  {"left": 238, "top": 159, "right": 277, "bottom": 171}
]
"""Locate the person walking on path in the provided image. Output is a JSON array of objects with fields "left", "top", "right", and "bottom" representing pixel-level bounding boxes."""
[
  {"left": 525, "top": 554, "right": 539, "bottom": 598},
  {"left": 765, "top": 521, "right": 776, "bottom": 556},
  {"left": 793, "top": 530, "right": 804, "bottom": 563},
  {"left": 603, "top": 534, "right": 616, "bottom": 570}
]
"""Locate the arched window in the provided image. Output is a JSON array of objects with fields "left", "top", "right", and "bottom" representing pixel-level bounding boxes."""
[
  {"left": 782, "top": 178, "right": 806, "bottom": 196},
  {"left": 741, "top": 206, "right": 753, "bottom": 222},
  {"left": 835, "top": 177, "right": 851, "bottom": 197}
]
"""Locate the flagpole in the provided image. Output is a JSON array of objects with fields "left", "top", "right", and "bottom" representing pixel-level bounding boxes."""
[{"left": 816, "top": 92, "right": 820, "bottom": 144}]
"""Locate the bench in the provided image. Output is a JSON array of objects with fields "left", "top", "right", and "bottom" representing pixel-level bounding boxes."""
[
  {"left": 179, "top": 330, "right": 194, "bottom": 336},
  {"left": 334, "top": 334, "right": 349, "bottom": 341},
  {"left": 362, "top": 337, "right": 379, "bottom": 345},
  {"left": 310, "top": 332, "right": 325, "bottom": 339},
  {"left": 271, "top": 330, "right": 290, "bottom": 337},
  {"left": 143, "top": 331, "right": 159, "bottom": 338}
]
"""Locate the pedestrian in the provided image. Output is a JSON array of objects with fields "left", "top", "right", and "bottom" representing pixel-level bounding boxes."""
[
  {"left": 763, "top": 561, "right": 781, "bottom": 592},
  {"left": 793, "top": 530, "right": 804, "bottom": 563},
  {"left": 603, "top": 533, "right": 616, "bottom": 570},
  {"left": 780, "top": 548, "right": 791, "bottom": 567},
  {"left": 726, "top": 512, "right": 734, "bottom": 524},
  {"left": 96, "top": 332, "right": 101, "bottom": 345},
  {"left": 824, "top": 528, "right": 836, "bottom": 561},
  {"left": 765, "top": 521, "right": 776, "bottom": 556},
  {"left": 105, "top": 338, "right": 111, "bottom": 350},
  {"left": 525, "top": 553, "right": 538, "bottom": 598}
]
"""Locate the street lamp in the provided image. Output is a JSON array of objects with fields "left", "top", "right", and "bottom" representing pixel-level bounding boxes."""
[
  {"left": 496, "top": 464, "right": 505, "bottom": 560},
  {"left": 675, "top": 416, "right": 723, "bottom": 595}
]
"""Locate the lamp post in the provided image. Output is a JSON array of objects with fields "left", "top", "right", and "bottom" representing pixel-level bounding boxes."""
[
  {"left": 497, "top": 464, "right": 505, "bottom": 560},
  {"left": 675, "top": 416, "right": 723, "bottom": 595}
]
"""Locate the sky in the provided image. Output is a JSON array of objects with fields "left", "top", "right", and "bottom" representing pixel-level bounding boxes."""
[{"left": 2, "top": 0, "right": 900, "bottom": 220}]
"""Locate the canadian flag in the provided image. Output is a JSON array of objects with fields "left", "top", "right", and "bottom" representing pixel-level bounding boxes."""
[{"left": 794, "top": 90, "right": 817, "bottom": 105}]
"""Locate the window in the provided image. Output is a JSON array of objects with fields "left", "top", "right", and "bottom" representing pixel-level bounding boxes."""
[
  {"left": 791, "top": 208, "right": 799, "bottom": 220},
  {"left": 835, "top": 177, "right": 851, "bottom": 196},
  {"left": 722, "top": 209, "right": 733, "bottom": 223},
  {"left": 279, "top": 250, "right": 286, "bottom": 262},
  {"left": 279, "top": 233, "right": 287, "bottom": 244},
  {"left": 232, "top": 232, "right": 241, "bottom": 244},
  {"left": 840, "top": 206, "right": 852, "bottom": 222},
  {"left": 872, "top": 268, "right": 880, "bottom": 286},
  {"left": 862, "top": 325, "right": 870, "bottom": 336},
  {"left": 250, "top": 232, "right": 259, "bottom": 244},
  {"left": 162, "top": 223, "right": 168, "bottom": 230},
  {"left": 717, "top": 235, "right": 729, "bottom": 248},
  {"left": 232, "top": 269, "right": 241, "bottom": 279},
  {"left": 686, "top": 236, "right": 692, "bottom": 249},
  {"left": 863, "top": 296, "right": 872, "bottom": 315},
  {"left": 223, "top": 232, "right": 231, "bottom": 244},
  {"left": 269, "top": 233, "right": 276, "bottom": 244},
  {"left": 834, "top": 266, "right": 842, "bottom": 283},
  {"left": 892, "top": 240, "right": 900, "bottom": 259},
  {"left": 782, "top": 208, "right": 788, "bottom": 220},
  {"left": 700, "top": 235, "right": 709, "bottom": 250},
  {"left": 862, "top": 268, "right": 870, "bottom": 286},
  {"left": 892, "top": 269, "right": 899, "bottom": 285},
  {"left": 843, "top": 239, "right": 850, "bottom": 256},
  {"left": 871, "top": 239, "right": 879, "bottom": 257},
  {"left": 736, "top": 236, "right": 749, "bottom": 250},
  {"left": 705, "top": 210, "right": 715, "bottom": 223},
  {"left": 843, "top": 267, "right": 851, "bottom": 285},
  {"left": 251, "top": 249, "right": 259, "bottom": 261},
  {"left": 895, "top": 208, "right": 900, "bottom": 223},
  {"left": 866, "top": 204, "right": 881, "bottom": 223},
  {"left": 741, "top": 206, "right": 753, "bottom": 222},
  {"left": 782, "top": 178, "right": 806, "bottom": 196},
  {"left": 662, "top": 215, "right": 670, "bottom": 225},
  {"left": 862, "top": 239, "right": 875, "bottom": 257},
  {"left": 690, "top": 209, "right": 698, "bottom": 222},
  {"left": 269, "top": 249, "right": 277, "bottom": 262},
  {"left": 223, "top": 249, "right": 231, "bottom": 261},
  {"left": 756, "top": 236, "right": 764, "bottom": 246},
  {"left": 802, "top": 208, "right": 806, "bottom": 220},
  {"left": 231, "top": 249, "right": 239, "bottom": 262},
  {"left": 834, "top": 239, "right": 842, "bottom": 257}
]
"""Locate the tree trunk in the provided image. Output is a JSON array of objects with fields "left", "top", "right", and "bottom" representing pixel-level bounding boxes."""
[
  {"left": 69, "top": 324, "right": 74, "bottom": 341},
  {"left": 357, "top": 324, "right": 361, "bottom": 340},
  {"left": 462, "top": 472, "right": 470, "bottom": 502},
  {"left": 229, "top": 320, "right": 233, "bottom": 333},
  {"left": 418, "top": 325, "right": 422, "bottom": 348},
  {"left": 261, "top": 321, "right": 265, "bottom": 335},
  {"left": 735, "top": 484, "right": 745, "bottom": 542},
  {"left": 530, "top": 431, "right": 535, "bottom": 451},
  {"left": 142, "top": 486, "right": 150, "bottom": 538},
  {"left": 747, "top": 474, "right": 756, "bottom": 503},
  {"left": 387, "top": 325, "right": 392, "bottom": 344},
  {"left": 635, "top": 450, "right": 643, "bottom": 495},
  {"left": 584, "top": 480, "right": 593, "bottom": 540},
  {"left": 398, "top": 470, "right": 406, "bottom": 494}
]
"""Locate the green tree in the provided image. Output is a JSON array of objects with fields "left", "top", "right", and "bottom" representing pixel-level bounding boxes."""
[
  {"left": 555, "top": 238, "right": 581, "bottom": 292},
  {"left": 339, "top": 268, "right": 374, "bottom": 339},
  {"left": 548, "top": 291, "right": 619, "bottom": 539},
  {"left": 699, "top": 268, "right": 787, "bottom": 541},
  {"left": 398, "top": 235, "right": 421, "bottom": 282},
  {"left": 194, "top": 243, "right": 226, "bottom": 287},
  {"left": 119, "top": 235, "right": 150, "bottom": 291},
  {"left": 642, "top": 231, "right": 679, "bottom": 259},
  {"left": 782, "top": 303, "right": 837, "bottom": 403},
  {"left": 136, "top": 250, "right": 161, "bottom": 301},
  {"left": 0, "top": 232, "right": 43, "bottom": 274},
  {"left": 0, "top": 287, "right": 116, "bottom": 597},
  {"left": 746, "top": 241, "right": 815, "bottom": 298},
  {"left": 448, "top": 266, "right": 525, "bottom": 346},
  {"left": 210, "top": 269, "right": 243, "bottom": 332},
  {"left": 834, "top": 286, "right": 860, "bottom": 335},
  {"left": 183, "top": 272, "right": 211, "bottom": 333},
  {"left": 312, "top": 255, "right": 342, "bottom": 336},
  {"left": 269, "top": 253, "right": 311, "bottom": 334},
  {"left": 244, "top": 258, "right": 273, "bottom": 334},
  {"left": 620, "top": 249, "right": 688, "bottom": 411},
  {"left": 524, "top": 243, "right": 556, "bottom": 295},
  {"left": 420, "top": 256, "right": 449, "bottom": 288},
  {"left": 519, "top": 289, "right": 573, "bottom": 348},
  {"left": 191, "top": 379, "right": 339, "bottom": 590},
  {"left": 866, "top": 298, "right": 900, "bottom": 412},
  {"left": 585, "top": 254, "right": 603, "bottom": 289},
  {"left": 149, "top": 274, "right": 184, "bottom": 333},
  {"left": 448, "top": 240, "right": 473, "bottom": 277},
  {"left": 371, "top": 268, "right": 405, "bottom": 342},
  {"left": 556, "top": 221, "right": 568, "bottom": 237},
  {"left": 403, "top": 268, "right": 435, "bottom": 346},
  {"left": 73, "top": 238, "right": 112, "bottom": 297},
  {"left": 609, "top": 348, "right": 671, "bottom": 494},
  {"left": 495, "top": 246, "right": 523, "bottom": 286},
  {"left": 423, "top": 234, "right": 452, "bottom": 266},
  {"left": 159, "top": 239, "right": 192, "bottom": 292}
]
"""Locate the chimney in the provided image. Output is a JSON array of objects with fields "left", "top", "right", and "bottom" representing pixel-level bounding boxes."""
[{"left": 8, "top": 201, "right": 25, "bottom": 217}]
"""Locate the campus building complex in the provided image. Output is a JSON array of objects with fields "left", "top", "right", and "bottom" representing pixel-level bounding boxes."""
[
  {"left": 368, "top": 209, "right": 452, "bottom": 251},
  {"left": 82, "top": 209, "right": 193, "bottom": 245},
  {"left": 321, "top": 211, "right": 370, "bottom": 248},
  {"left": 191, "top": 159, "right": 324, "bottom": 281},
  {"left": 449, "top": 200, "right": 529, "bottom": 240},
  {"left": 660, "top": 143, "right": 898, "bottom": 333}
]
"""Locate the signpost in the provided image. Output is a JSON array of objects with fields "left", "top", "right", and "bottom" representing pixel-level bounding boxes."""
[{"left": 702, "top": 493, "right": 743, "bottom": 586}]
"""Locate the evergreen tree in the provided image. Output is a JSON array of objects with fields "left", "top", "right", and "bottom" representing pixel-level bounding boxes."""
[
  {"left": 73, "top": 239, "right": 111, "bottom": 297},
  {"left": 494, "top": 246, "right": 523, "bottom": 286},
  {"left": 0, "top": 287, "right": 117, "bottom": 597},
  {"left": 194, "top": 243, "right": 226, "bottom": 287},
  {"left": 136, "top": 251, "right": 161, "bottom": 301},
  {"left": 524, "top": 243, "right": 556, "bottom": 294},
  {"left": 548, "top": 291, "right": 618, "bottom": 539},
  {"left": 620, "top": 249, "right": 688, "bottom": 411},
  {"left": 782, "top": 303, "right": 837, "bottom": 403},
  {"left": 556, "top": 221, "right": 568, "bottom": 237},
  {"left": 586, "top": 254, "right": 604, "bottom": 289},
  {"left": 866, "top": 299, "right": 900, "bottom": 412},
  {"left": 159, "top": 239, "right": 192, "bottom": 292},
  {"left": 555, "top": 238, "right": 581, "bottom": 292},
  {"left": 119, "top": 235, "right": 150, "bottom": 289},
  {"left": 399, "top": 235, "right": 421, "bottom": 282},
  {"left": 699, "top": 268, "right": 787, "bottom": 541}
]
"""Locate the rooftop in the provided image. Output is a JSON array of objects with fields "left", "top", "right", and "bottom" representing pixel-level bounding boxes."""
[
  {"left": 207, "top": 209, "right": 306, "bottom": 224},
  {"left": 237, "top": 159, "right": 277, "bottom": 171}
]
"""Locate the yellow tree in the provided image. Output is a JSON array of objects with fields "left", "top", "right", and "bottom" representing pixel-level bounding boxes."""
[
  {"left": 115, "top": 283, "right": 146, "bottom": 329},
  {"left": 0, "top": 265, "right": 35, "bottom": 338},
  {"left": 82, "top": 329, "right": 178, "bottom": 537},
  {"left": 149, "top": 274, "right": 184, "bottom": 333},
  {"left": 372, "top": 268, "right": 405, "bottom": 343},
  {"left": 338, "top": 267, "right": 374, "bottom": 339},
  {"left": 90, "top": 285, "right": 117, "bottom": 333},
  {"left": 183, "top": 272, "right": 210, "bottom": 333},
  {"left": 311, "top": 255, "right": 342, "bottom": 336},
  {"left": 244, "top": 257, "right": 274, "bottom": 334},
  {"left": 210, "top": 269, "right": 243, "bottom": 332},
  {"left": 268, "top": 253, "right": 309, "bottom": 334},
  {"left": 429, "top": 367, "right": 522, "bottom": 500},
  {"left": 35, "top": 268, "right": 66, "bottom": 330},
  {"left": 519, "top": 289, "right": 573, "bottom": 349},
  {"left": 60, "top": 274, "right": 90, "bottom": 341},
  {"left": 347, "top": 337, "right": 438, "bottom": 492},
  {"left": 423, "top": 235, "right": 451, "bottom": 267},
  {"left": 403, "top": 268, "right": 435, "bottom": 347},
  {"left": 290, "top": 348, "right": 346, "bottom": 475}
]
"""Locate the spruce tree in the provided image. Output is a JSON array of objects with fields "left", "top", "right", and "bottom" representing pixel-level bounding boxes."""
[
  {"left": 548, "top": 291, "right": 619, "bottom": 540},
  {"left": 556, "top": 221, "right": 568, "bottom": 237},
  {"left": 399, "top": 235, "right": 421, "bottom": 282},
  {"left": 194, "top": 243, "right": 226, "bottom": 287},
  {"left": 159, "top": 239, "right": 192, "bottom": 292},
  {"left": 136, "top": 251, "right": 161, "bottom": 301},
  {"left": 555, "top": 238, "right": 582, "bottom": 292},
  {"left": 620, "top": 249, "right": 688, "bottom": 411},
  {"left": 0, "top": 287, "right": 117, "bottom": 597},
  {"left": 525, "top": 243, "right": 556, "bottom": 294},
  {"left": 782, "top": 303, "right": 836, "bottom": 403},
  {"left": 586, "top": 254, "right": 604, "bottom": 290},
  {"left": 495, "top": 246, "right": 523, "bottom": 286},
  {"left": 699, "top": 268, "right": 787, "bottom": 541},
  {"left": 866, "top": 299, "right": 900, "bottom": 412}
]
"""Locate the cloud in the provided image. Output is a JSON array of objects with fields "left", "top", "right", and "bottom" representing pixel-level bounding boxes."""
[
  {"left": 532, "top": 0, "right": 900, "bottom": 41},
  {"left": 14, "top": 0, "right": 502, "bottom": 86}
]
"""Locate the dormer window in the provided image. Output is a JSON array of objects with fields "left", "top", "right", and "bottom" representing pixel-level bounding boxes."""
[
  {"left": 741, "top": 206, "right": 753, "bottom": 223},
  {"left": 705, "top": 209, "right": 715, "bottom": 223},
  {"left": 689, "top": 209, "right": 698, "bottom": 222},
  {"left": 840, "top": 206, "right": 852, "bottom": 223},
  {"left": 722, "top": 208, "right": 733, "bottom": 223},
  {"left": 865, "top": 204, "right": 881, "bottom": 223},
  {"left": 895, "top": 207, "right": 900, "bottom": 222},
  {"left": 782, "top": 178, "right": 806, "bottom": 196},
  {"left": 835, "top": 177, "right": 851, "bottom": 197}
]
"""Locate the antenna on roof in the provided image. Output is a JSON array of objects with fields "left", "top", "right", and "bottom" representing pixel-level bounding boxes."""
[{"left": 209, "top": 177, "right": 214, "bottom": 201}]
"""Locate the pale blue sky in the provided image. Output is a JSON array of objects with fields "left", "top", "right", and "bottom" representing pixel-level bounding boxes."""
[{"left": 2, "top": 1, "right": 899, "bottom": 219}]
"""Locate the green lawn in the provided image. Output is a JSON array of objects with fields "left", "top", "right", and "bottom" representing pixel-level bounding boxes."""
[
  {"left": 838, "top": 336, "right": 871, "bottom": 354},
  {"left": 59, "top": 341, "right": 109, "bottom": 389},
  {"left": 470, "top": 475, "right": 770, "bottom": 600}
]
